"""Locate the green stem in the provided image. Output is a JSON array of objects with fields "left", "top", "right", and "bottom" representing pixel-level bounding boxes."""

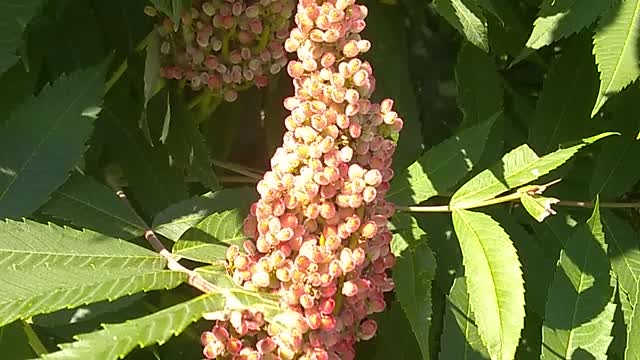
[
  {"left": 397, "top": 196, "right": 640, "bottom": 213},
  {"left": 212, "top": 160, "right": 263, "bottom": 179},
  {"left": 22, "top": 321, "right": 47, "bottom": 356},
  {"left": 104, "top": 30, "right": 156, "bottom": 94},
  {"left": 397, "top": 192, "right": 523, "bottom": 213}
]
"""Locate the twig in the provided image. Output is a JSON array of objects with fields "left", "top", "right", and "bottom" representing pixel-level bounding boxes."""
[
  {"left": 22, "top": 320, "right": 48, "bottom": 356},
  {"left": 219, "top": 175, "right": 259, "bottom": 184},
  {"left": 557, "top": 200, "right": 640, "bottom": 209},
  {"left": 114, "top": 189, "right": 220, "bottom": 295},
  {"left": 397, "top": 196, "right": 640, "bottom": 213},
  {"left": 212, "top": 159, "right": 263, "bottom": 180}
]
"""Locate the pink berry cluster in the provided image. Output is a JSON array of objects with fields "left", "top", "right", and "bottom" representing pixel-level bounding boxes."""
[
  {"left": 200, "top": 0, "right": 403, "bottom": 358},
  {"left": 145, "top": 0, "right": 295, "bottom": 102}
]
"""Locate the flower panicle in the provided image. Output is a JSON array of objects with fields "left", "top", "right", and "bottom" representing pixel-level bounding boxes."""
[
  {"left": 146, "top": 0, "right": 296, "bottom": 102},
  {"left": 200, "top": 0, "right": 403, "bottom": 358}
]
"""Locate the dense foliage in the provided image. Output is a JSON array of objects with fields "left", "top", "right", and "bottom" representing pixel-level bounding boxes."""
[{"left": 0, "top": 0, "right": 639, "bottom": 359}]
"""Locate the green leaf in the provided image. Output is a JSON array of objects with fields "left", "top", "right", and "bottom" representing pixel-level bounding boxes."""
[
  {"left": 523, "top": 0, "right": 617, "bottom": 50},
  {"left": 0, "top": 62, "right": 38, "bottom": 125},
  {"left": 100, "top": 83, "right": 188, "bottom": 216},
  {"left": 0, "top": 0, "right": 45, "bottom": 75},
  {"left": 355, "top": 300, "right": 423, "bottom": 360},
  {"left": 455, "top": 43, "right": 503, "bottom": 127},
  {"left": 0, "top": 62, "right": 106, "bottom": 219},
  {"left": 149, "top": 0, "right": 191, "bottom": 24},
  {"left": 450, "top": 132, "right": 615, "bottom": 208},
  {"left": 541, "top": 203, "right": 616, "bottom": 360},
  {"left": 439, "top": 276, "right": 490, "bottom": 360},
  {"left": 173, "top": 209, "right": 249, "bottom": 264},
  {"left": 39, "top": 173, "right": 147, "bottom": 239},
  {"left": 363, "top": 1, "right": 422, "bottom": 169},
  {"left": 387, "top": 118, "right": 495, "bottom": 204},
  {"left": 0, "top": 322, "right": 37, "bottom": 359},
  {"left": 520, "top": 193, "right": 560, "bottom": 222},
  {"left": 592, "top": 0, "right": 640, "bottom": 116},
  {"left": 527, "top": 36, "right": 599, "bottom": 154},
  {"left": 589, "top": 88, "right": 640, "bottom": 199},
  {"left": 451, "top": 209, "right": 524, "bottom": 360},
  {"left": 41, "top": 292, "right": 222, "bottom": 360},
  {"left": 0, "top": 219, "right": 162, "bottom": 268},
  {"left": 165, "top": 90, "right": 218, "bottom": 191},
  {"left": 0, "top": 266, "right": 185, "bottom": 328},
  {"left": 602, "top": 211, "right": 640, "bottom": 359},
  {"left": 152, "top": 187, "right": 256, "bottom": 241},
  {"left": 393, "top": 217, "right": 436, "bottom": 359},
  {"left": 432, "top": 0, "right": 490, "bottom": 52}
]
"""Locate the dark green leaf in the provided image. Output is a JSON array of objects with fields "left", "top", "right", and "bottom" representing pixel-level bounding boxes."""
[
  {"left": 149, "top": 0, "right": 192, "bottom": 25},
  {"left": 100, "top": 83, "right": 188, "bottom": 216},
  {"left": 455, "top": 43, "right": 503, "bottom": 127},
  {"left": 363, "top": 1, "right": 422, "bottom": 169},
  {"left": 387, "top": 118, "right": 494, "bottom": 204},
  {"left": 165, "top": 90, "right": 218, "bottom": 191},
  {"left": 0, "top": 0, "right": 45, "bottom": 75},
  {"left": 0, "top": 322, "right": 37, "bottom": 359},
  {"left": 528, "top": 36, "right": 599, "bottom": 154},
  {"left": 40, "top": 173, "right": 147, "bottom": 239},
  {"left": 393, "top": 217, "right": 436, "bottom": 359},
  {"left": 0, "top": 61, "right": 107, "bottom": 219},
  {"left": 542, "top": 203, "right": 615, "bottom": 359}
]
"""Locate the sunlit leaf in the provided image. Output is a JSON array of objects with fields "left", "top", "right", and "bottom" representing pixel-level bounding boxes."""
[
  {"left": 388, "top": 118, "right": 494, "bottom": 205},
  {"left": 439, "top": 276, "right": 490, "bottom": 360},
  {"left": 173, "top": 209, "right": 249, "bottom": 264},
  {"left": 592, "top": 0, "right": 640, "bottom": 116},
  {"left": 520, "top": 193, "right": 559, "bottom": 223},
  {"left": 541, "top": 203, "right": 615, "bottom": 359},
  {"left": 432, "top": 0, "right": 489, "bottom": 52},
  {"left": 450, "top": 133, "right": 615, "bottom": 208},
  {"left": 452, "top": 209, "right": 524, "bottom": 360},
  {"left": 152, "top": 187, "right": 256, "bottom": 241}
]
